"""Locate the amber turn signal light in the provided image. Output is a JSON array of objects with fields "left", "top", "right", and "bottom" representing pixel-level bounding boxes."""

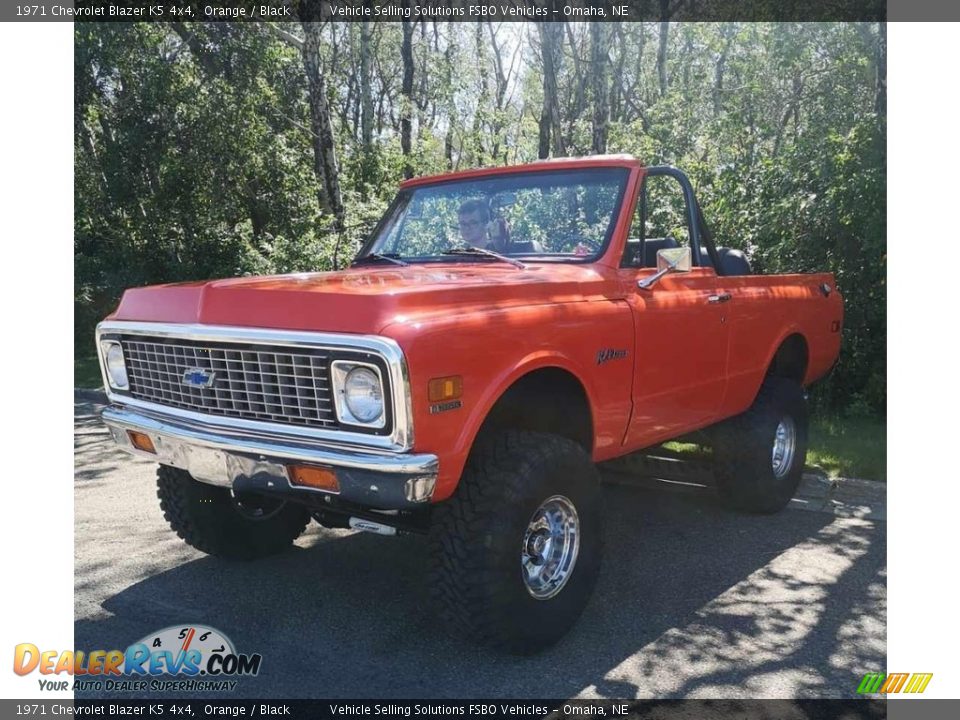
[
  {"left": 288, "top": 465, "right": 340, "bottom": 493},
  {"left": 428, "top": 375, "right": 463, "bottom": 402},
  {"left": 128, "top": 431, "right": 156, "bottom": 454}
]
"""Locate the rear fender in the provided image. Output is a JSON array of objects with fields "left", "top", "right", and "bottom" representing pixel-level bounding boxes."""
[{"left": 724, "top": 325, "right": 806, "bottom": 417}]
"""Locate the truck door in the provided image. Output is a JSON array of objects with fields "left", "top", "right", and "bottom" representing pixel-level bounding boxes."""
[{"left": 618, "top": 167, "right": 730, "bottom": 450}]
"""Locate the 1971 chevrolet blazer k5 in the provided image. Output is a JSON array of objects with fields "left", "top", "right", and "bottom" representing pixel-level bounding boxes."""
[{"left": 97, "top": 156, "right": 842, "bottom": 652}]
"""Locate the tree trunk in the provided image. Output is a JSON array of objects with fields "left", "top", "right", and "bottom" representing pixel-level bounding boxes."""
[
  {"left": 609, "top": 24, "right": 627, "bottom": 122},
  {"left": 875, "top": 22, "right": 887, "bottom": 117},
  {"left": 590, "top": 23, "right": 609, "bottom": 154},
  {"left": 713, "top": 26, "right": 735, "bottom": 116},
  {"left": 400, "top": 9, "right": 415, "bottom": 178},
  {"left": 472, "top": 22, "right": 490, "bottom": 163},
  {"left": 657, "top": 20, "right": 669, "bottom": 98},
  {"left": 443, "top": 23, "right": 456, "bottom": 169},
  {"left": 772, "top": 71, "right": 802, "bottom": 159},
  {"left": 357, "top": 16, "right": 375, "bottom": 196},
  {"left": 681, "top": 30, "right": 693, "bottom": 89},
  {"left": 537, "top": 22, "right": 564, "bottom": 159},
  {"left": 300, "top": 20, "right": 344, "bottom": 231},
  {"left": 360, "top": 19, "right": 374, "bottom": 147},
  {"left": 487, "top": 20, "right": 509, "bottom": 161},
  {"left": 564, "top": 21, "right": 586, "bottom": 146},
  {"left": 636, "top": 22, "right": 646, "bottom": 107},
  {"left": 537, "top": 23, "right": 552, "bottom": 159}
]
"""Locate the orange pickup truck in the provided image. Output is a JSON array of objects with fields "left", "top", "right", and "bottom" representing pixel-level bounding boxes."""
[{"left": 96, "top": 156, "right": 842, "bottom": 652}]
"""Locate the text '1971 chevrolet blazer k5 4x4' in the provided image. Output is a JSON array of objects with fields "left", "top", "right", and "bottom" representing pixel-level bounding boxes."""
[{"left": 96, "top": 156, "right": 842, "bottom": 653}]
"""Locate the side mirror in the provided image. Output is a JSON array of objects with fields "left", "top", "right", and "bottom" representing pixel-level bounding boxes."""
[
  {"left": 656, "top": 247, "right": 692, "bottom": 272},
  {"left": 638, "top": 246, "right": 692, "bottom": 290}
]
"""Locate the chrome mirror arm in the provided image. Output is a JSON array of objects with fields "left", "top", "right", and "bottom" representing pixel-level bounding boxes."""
[
  {"left": 637, "top": 247, "right": 691, "bottom": 291},
  {"left": 637, "top": 260, "right": 678, "bottom": 290}
]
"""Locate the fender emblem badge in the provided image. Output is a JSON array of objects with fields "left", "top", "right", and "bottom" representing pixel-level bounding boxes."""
[
  {"left": 597, "top": 348, "right": 628, "bottom": 365},
  {"left": 429, "top": 400, "right": 462, "bottom": 415}
]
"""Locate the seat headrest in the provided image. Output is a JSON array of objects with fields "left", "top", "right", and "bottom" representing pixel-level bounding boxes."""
[{"left": 717, "top": 247, "right": 752, "bottom": 275}]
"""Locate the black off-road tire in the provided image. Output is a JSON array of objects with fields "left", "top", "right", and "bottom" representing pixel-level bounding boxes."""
[
  {"left": 156, "top": 465, "right": 310, "bottom": 560},
  {"left": 428, "top": 431, "right": 602, "bottom": 654},
  {"left": 713, "top": 377, "right": 809, "bottom": 514}
]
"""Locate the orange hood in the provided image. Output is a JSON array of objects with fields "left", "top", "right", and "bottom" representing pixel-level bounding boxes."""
[{"left": 110, "top": 263, "right": 617, "bottom": 334}]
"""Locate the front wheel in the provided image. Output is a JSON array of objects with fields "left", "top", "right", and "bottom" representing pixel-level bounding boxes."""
[
  {"left": 428, "top": 431, "right": 602, "bottom": 654},
  {"left": 156, "top": 465, "right": 310, "bottom": 560},
  {"left": 713, "top": 377, "right": 809, "bottom": 514}
]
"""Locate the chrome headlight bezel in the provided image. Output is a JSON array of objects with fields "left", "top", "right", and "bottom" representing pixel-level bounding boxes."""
[
  {"left": 331, "top": 360, "right": 386, "bottom": 429},
  {"left": 99, "top": 340, "right": 129, "bottom": 390}
]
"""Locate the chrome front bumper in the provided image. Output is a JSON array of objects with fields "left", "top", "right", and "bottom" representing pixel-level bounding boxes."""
[{"left": 100, "top": 405, "right": 439, "bottom": 509}]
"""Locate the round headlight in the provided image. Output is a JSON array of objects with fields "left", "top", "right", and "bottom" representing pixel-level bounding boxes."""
[
  {"left": 343, "top": 366, "right": 383, "bottom": 423},
  {"left": 105, "top": 343, "right": 128, "bottom": 389}
]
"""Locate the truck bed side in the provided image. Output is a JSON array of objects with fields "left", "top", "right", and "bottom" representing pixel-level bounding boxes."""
[{"left": 719, "top": 272, "right": 843, "bottom": 419}]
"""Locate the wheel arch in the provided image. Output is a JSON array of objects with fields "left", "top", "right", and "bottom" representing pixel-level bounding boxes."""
[
  {"left": 765, "top": 331, "right": 810, "bottom": 385},
  {"left": 433, "top": 357, "right": 598, "bottom": 503},
  {"left": 474, "top": 365, "right": 595, "bottom": 453},
  {"left": 718, "top": 328, "right": 813, "bottom": 432}
]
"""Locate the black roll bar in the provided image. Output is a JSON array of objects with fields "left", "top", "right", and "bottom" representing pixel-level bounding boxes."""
[{"left": 642, "top": 165, "right": 720, "bottom": 270}]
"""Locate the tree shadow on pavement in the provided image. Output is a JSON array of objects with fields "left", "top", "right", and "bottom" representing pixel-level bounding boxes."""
[{"left": 74, "top": 481, "right": 885, "bottom": 700}]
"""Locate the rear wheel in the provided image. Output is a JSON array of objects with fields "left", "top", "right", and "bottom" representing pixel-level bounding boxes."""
[
  {"left": 428, "top": 431, "right": 602, "bottom": 654},
  {"left": 713, "top": 377, "right": 809, "bottom": 514},
  {"left": 156, "top": 465, "right": 310, "bottom": 560}
]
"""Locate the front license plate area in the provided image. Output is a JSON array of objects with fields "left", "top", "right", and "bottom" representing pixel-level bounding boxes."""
[
  {"left": 147, "top": 434, "right": 289, "bottom": 489},
  {"left": 184, "top": 445, "right": 229, "bottom": 485},
  {"left": 150, "top": 436, "right": 230, "bottom": 486}
]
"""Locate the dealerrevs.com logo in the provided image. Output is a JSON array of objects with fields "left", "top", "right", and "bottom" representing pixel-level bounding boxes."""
[{"left": 14, "top": 625, "right": 262, "bottom": 693}]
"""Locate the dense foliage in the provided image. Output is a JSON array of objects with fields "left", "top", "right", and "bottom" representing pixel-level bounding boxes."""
[{"left": 75, "top": 21, "right": 885, "bottom": 415}]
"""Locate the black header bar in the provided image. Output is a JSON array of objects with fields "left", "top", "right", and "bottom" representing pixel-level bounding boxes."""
[
  {"left": 0, "top": 699, "right": 894, "bottom": 720},
  {"left": 5, "top": 0, "right": 892, "bottom": 23}
]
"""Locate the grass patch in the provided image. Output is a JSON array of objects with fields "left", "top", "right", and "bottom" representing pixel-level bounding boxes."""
[
  {"left": 661, "top": 415, "right": 886, "bottom": 482},
  {"left": 661, "top": 440, "right": 710, "bottom": 461},
  {"left": 807, "top": 415, "right": 886, "bottom": 482},
  {"left": 75, "top": 355, "right": 103, "bottom": 389}
]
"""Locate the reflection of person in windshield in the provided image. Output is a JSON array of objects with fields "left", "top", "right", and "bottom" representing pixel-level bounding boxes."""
[{"left": 457, "top": 199, "right": 492, "bottom": 247}]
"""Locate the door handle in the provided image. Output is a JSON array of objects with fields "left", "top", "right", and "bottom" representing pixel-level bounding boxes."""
[{"left": 707, "top": 293, "right": 732, "bottom": 304}]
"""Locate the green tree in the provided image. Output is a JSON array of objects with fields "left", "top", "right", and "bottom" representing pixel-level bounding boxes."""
[{"left": 75, "top": 21, "right": 886, "bottom": 417}]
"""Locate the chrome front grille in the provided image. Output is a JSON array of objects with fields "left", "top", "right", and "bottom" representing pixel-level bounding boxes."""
[{"left": 120, "top": 337, "right": 337, "bottom": 429}]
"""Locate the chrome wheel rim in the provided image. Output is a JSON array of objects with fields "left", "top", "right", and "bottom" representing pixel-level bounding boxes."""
[
  {"left": 771, "top": 416, "right": 797, "bottom": 479},
  {"left": 521, "top": 495, "right": 580, "bottom": 600}
]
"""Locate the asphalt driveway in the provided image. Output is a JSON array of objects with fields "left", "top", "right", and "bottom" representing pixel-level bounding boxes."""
[{"left": 74, "top": 400, "right": 885, "bottom": 699}]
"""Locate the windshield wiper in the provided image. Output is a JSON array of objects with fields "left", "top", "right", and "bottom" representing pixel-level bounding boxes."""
[
  {"left": 441, "top": 245, "right": 526, "bottom": 269},
  {"left": 352, "top": 252, "right": 409, "bottom": 267}
]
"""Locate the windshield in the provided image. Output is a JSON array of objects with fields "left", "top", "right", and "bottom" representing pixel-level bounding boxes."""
[{"left": 358, "top": 168, "right": 629, "bottom": 264}]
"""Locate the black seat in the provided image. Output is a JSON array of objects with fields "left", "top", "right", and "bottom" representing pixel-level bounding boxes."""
[
  {"left": 700, "top": 247, "right": 752, "bottom": 275},
  {"left": 717, "top": 247, "right": 752, "bottom": 275},
  {"left": 509, "top": 240, "right": 541, "bottom": 254},
  {"left": 643, "top": 237, "right": 680, "bottom": 267}
]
